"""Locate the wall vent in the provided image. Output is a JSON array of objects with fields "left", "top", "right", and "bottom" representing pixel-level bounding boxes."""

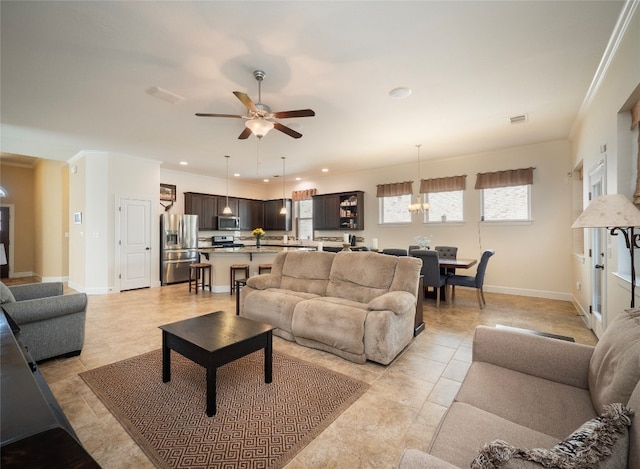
[{"left": 509, "top": 114, "right": 528, "bottom": 125}]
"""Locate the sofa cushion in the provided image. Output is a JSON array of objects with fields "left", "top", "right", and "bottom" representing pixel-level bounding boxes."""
[
  {"left": 429, "top": 402, "right": 559, "bottom": 468},
  {"left": 326, "top": 252, "right": 399, "bottom": 303},
  {"left": 279, "top": 250, "right": 334, "bottom": 295},
  {"left": 470, "top": 403, "right": 633, "bottom": 469},
  {"left": 292, "top": 297, "right": 368, "bottom": 356},
  {"left": 242, "top": 288, "right": 319, "bottom": 340},
  {"left": 589, "top": 308, "right": 640, "bottom": 413},
  {"left": 456, "top": 362, "right": 596, "bottom": 439},
  {"left": 0, "top": 281, "right": 15, "bottom": 304}
]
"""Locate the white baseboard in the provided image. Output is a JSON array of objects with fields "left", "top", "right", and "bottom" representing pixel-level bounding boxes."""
[{"left": 484, "top": 285, "right": 572, "bottom": 301}]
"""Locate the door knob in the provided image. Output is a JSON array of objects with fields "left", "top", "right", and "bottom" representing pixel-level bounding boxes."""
[
  {"left": 595, "top": 264, "right": 604, "bottom": 270},
  {"left": 146, "top": 247, "right": 150, "bottom": 250}
]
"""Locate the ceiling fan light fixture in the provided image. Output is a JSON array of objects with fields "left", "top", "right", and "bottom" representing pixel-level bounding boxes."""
[{"left": 245, "top": 118, "right": 274, "bottom": 138}]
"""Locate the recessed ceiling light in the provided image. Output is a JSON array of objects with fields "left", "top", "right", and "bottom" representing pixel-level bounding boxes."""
[
  {"left": 389, "top": 87, "right": 412, "bottom": 99},
  {"left": 295, "top": 177, "right": 301, "bottom": 181},
  {"left": 263, "top": 179, "right": 269, "bottom": 183},
  {"left": 234, "top": 173, "right": 240, "bottom": 177},
  {"left": 179, "top": 161, "right": 188, "bottom": 165},
  {"left": 322, "top": 168, "right": 329, "bottom": 173}
]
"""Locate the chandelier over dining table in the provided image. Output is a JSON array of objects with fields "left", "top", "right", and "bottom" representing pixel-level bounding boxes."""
[{"left": 408, "top": 144, "right": 430, "bottom": 214}]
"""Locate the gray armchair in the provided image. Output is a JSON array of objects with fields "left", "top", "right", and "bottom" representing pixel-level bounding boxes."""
[{"left": 1, "top": 281, "right": 88, "bottom": 362}]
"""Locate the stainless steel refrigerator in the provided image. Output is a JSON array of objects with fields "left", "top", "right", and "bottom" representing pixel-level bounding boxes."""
[{"left": 160, "top": 214, "right": 199, "bottom": 285}]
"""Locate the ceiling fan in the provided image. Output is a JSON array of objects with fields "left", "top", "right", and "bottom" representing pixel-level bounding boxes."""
[{"left": 196, "top": 70, "right": 315, "bottom": 140}]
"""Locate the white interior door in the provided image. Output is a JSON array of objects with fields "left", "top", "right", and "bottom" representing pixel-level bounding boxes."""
[
  {"left": 119, "top": 198, "right": 151, "bottom": 291},
  {"left": 589, "top": 162, "right": 606, "bottom": 338}
]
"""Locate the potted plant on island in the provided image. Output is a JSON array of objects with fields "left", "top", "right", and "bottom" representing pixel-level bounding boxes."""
[{"left": 252, "top": 228, "right": 265, "bottom": 248}]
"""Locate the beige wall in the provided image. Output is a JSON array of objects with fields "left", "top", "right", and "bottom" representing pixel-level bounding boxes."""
[
  {"left": 34, "top": 159, "right": 69, "bottom": 280},
  {"left": 570, "top": 5, "right": 640, "bottom": 330},
  {"left": 160, "top": 140, "right": 574, "bottom": 300},
  {"left": 0, "top": 162, "right": 35, "bottom": 277}
]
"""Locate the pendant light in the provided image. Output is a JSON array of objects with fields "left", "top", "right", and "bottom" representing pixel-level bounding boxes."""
[
  {"left": 408, "top": 144, "right": 430, "bottom": 214},
  {"left": 280, "top": 156, "right": 288, "bottom": 215},
  {"left": 222, "top": 155, "right": 233, "bottom": 215}
]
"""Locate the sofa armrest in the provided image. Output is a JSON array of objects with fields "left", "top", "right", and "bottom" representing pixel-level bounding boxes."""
[
  {"left": 2, "top": 293, "right": 88, "bottom": 325},
  {"left": 472, "top": 326, "right": 594, "bottom": 389},
  {"left": 9, "top": 282, "right": 64, "bottom": 301},
  {"left": 397, "top": 449, "right": 460, "bottom": 468},
  {"left": 246, "top": 273, "right": 280, "bottom": 290},
  {"left": 368, "top": 291, "right": 415, "bottom": 316}
]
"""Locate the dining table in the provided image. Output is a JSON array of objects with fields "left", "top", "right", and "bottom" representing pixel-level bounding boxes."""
[{"left": 439, "top": 258, "right": 477, "bottom": 270}]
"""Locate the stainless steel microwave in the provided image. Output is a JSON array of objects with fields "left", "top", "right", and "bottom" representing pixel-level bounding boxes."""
[{"left": 217, "top": 216, "right": 240, "bottom": 230}]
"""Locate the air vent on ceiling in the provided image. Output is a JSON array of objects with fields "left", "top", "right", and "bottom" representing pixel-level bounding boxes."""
[{"left": 509, "top": 114, "right": 528, "bottom": 125}]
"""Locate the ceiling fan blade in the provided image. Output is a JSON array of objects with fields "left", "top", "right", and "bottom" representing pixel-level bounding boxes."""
[
  {"left": 233, "top": 91, "right": 258, "bottom": 113},
  {"left": 272, "top": 109, "right": 315, "bottom": 119},
  {"left": 195, "top": 113, "right": 244, "bottom": 118},
  {"left": 238, "top": 127, "right": 252, "bottom": 139},
  {"left": 274, "top": 122, "right": 302, "bottom": 139}
]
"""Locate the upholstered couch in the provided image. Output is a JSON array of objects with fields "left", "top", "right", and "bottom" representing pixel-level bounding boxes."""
[
  {"left": 240, "top": 250, "right": 421, "bottom": 365},
  {"left": 0, "top": 281, "right": 88, "bottom": 362},
  {"left": 397, "top": 308, "right": 640, "bottom": 468}
]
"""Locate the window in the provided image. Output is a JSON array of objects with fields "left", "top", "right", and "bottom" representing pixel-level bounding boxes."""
[
  {"left": 380, "top": 194, "right": 412, "bottom": 224},
  {"left": 296, "top": 199, "right": 313, "bottom": 240},
  {"left": 482, "top": 185, "right": 530, "bottom": 221},
  {"left": 426, "top": 190, "right": 463, "bottom": 222}
]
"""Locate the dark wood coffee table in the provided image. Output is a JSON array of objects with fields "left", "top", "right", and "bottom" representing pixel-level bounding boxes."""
[{"left": 159, "top": 311, "right": 274, "bottom": 417}]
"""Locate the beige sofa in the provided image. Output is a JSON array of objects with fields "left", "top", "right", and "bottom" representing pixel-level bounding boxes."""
[
  {"left": 398, "top": 308, "right": 640, "bottom": 468},
  {"left": 239, "top": 250, "right": 421, "bottom": 365}
]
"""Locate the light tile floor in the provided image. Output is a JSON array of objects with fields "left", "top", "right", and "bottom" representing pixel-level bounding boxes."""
[{"left": 32, "top": 282, "right": 597, "bottom": 468}]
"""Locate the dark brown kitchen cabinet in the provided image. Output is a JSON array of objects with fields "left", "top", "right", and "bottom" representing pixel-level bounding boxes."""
[
  {"left": 264, "top": 199, "right": 292, "bottom": 231},
  {"left": 184, "top": 192, "right": 217, "bottom": 230},
  {"left": 313, "top": 191, "right": 364, "bottom": 230},
  {"left": 238, "top": 199, "right": 264, "bottom": 230}
]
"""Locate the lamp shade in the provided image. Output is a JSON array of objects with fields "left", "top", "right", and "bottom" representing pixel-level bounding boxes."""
[
  {"left": 245, "top": 119, "right": 274, "bottom": 138},
  {"left": 571, "top": 194, "right": 640, "bottom": 229}
]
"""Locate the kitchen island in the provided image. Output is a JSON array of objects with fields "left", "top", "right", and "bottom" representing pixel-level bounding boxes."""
[{"left": 197, "top": 246, "right": 318, "bottom": 293}]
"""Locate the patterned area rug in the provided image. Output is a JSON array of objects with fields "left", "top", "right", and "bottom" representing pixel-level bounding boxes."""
[{"left": 80, "top": 350, "right": 368, "bottom": 469}]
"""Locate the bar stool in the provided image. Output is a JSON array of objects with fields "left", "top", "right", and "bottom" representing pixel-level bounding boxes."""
[
  {"left": 235, "top": 278, "right": 247, "bottom": 315},
  {"left": 189, "top": 263, "right": 212, "bottom": 294},
  {"left": 230, "top": 264, "right": 249, "bottom": 295},
  {"left": 258, "top": 264, "right": 272, "bottom": 274}
]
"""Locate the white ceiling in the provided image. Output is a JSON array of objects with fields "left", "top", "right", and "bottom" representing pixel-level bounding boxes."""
[{"left": 0, "top": 1, "right": 624, "bottom": 182}]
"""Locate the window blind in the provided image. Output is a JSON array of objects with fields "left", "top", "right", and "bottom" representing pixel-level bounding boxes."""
[
  {"left": 376, "top": 181, "right": 413, "bottom": 197},
  {"left": 474, "top": 167, "right": 534, "bottom": 189}
]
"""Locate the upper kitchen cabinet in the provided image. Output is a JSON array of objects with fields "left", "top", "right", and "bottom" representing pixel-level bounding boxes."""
[
  {"left": 184, "top": 192, "right": 217, "bottom": 230},
  {"left": 264, "top": 199, "right": 292, "bottom": 231},
  {"left": 313, "top": 191, "right": 364, "bottom": 230},
  {"left": 238, "top": 199, "right": 264, "bottom": 231}
]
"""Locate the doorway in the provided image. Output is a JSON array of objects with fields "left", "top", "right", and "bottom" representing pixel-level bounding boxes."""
[
  {"left": 118, "top": 197, "right": 152, "bottom": 291},
  {"left": 588, "top": 161, "right": 606, "bottom": 338}
]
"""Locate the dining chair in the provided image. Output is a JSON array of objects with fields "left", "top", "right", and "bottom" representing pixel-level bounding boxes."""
[
  {"left": 446, "top": 249, "right": 495, "bottom": 308},
  {"left": 435, "top": 245, "right": 458, "bottom": 276},
  {"left": 382, "top": 248, "right": 408, "bottom": 257},
  {"left": 411, "top": 250, "right": 447, "bottom": 307},
  {"left": 408, "top": 245, "right": 421, "bottom": 254}
]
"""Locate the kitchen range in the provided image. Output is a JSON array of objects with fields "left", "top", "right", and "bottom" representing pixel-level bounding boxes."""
[{"left": 210, "top": 235, "right": 245, "bottom": 248}]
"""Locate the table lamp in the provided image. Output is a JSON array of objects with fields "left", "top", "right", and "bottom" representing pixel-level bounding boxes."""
[{"left": 571, "top": 194, "right": 640, "bottom": 307}]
